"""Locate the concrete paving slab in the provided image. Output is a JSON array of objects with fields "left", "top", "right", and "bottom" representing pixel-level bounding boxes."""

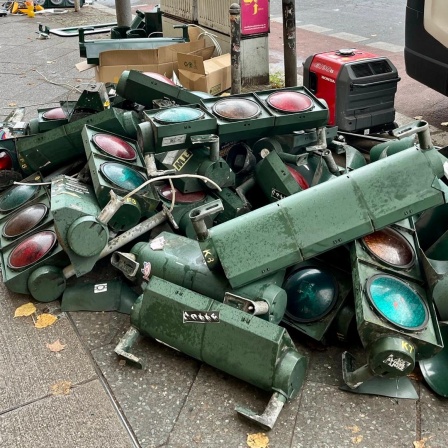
[
  {"left": 0, "top": 379, "right": 134, "bottom": 448},
  {"left": 291, "top": 382, "right": 418, "bottom": 448},
  {"left": 0, "top": 284, "right": 97, "bottom": 414},
  {"left": 420, "top": 385, "right": 448, "bottom": 447},
  {"left": 91, "top": 339, "right": 200, "bottom": 448}
]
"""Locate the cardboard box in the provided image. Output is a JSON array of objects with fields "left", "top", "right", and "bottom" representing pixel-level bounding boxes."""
[
  {"left": 76, "top": 40, "right": 208, "bottom": 84},
  {"left": 178, "top": 52, "right": 231, "bottom": 95}
]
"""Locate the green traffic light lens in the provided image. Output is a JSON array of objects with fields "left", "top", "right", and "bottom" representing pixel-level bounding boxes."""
[
  {"left": 212, "top": 98, "right": 261, "bottom": 121},
  {"left": 0, "top": 184, "right": 39, "bottom": 213},
  {"left": 362, "top": 228, "right": 415, "bottom": 269},
  {"left": 367, "top": 275, "right": 429, "bottom": 331},
  {"left": 284, "top": 267, "right": 338, "bottom": 323},
  {"left": 92, "top": 133, "right": 137, "bottom": 161},
  {"left": 154, "top": 107, "right": 205, "bottom": 124},
  {"left": 3, "top": 203, "right": 48, "bottom": 239},
  {"left": 8, "top": 230, "right": 57, "bottom": 270},
  {"left": 267, "top": 91, "right": 314, "bottom": 113},
  {"left": 100, "top": 162, "right": 146, "bottom": 191}
]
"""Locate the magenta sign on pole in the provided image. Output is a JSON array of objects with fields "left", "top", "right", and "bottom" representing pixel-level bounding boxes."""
[{"left": 241, "top": 0, "right": 270, "bottom": 36}]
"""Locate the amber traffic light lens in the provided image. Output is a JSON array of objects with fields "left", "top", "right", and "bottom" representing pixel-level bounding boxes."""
[
  {"left": 3, "top": 203, "right": 48, "bottom": 238},
  {"left": 8, "top": 230, "right": 57, "bottom": 270},
  {"left": 284, "top": 267, "right": 338, "bottom": 323},
  {"left": 154, "top": 107, "right": 205, "bottom": 124},
  {"left": 212, "top": 98, "right": 261, "bottom": 121},
  {"left": 267, "top": 91, "right": 313, "bottom": 113},
  {"left": 92, "top": 133, "right": 137, "bottom": 161},
  {"left": 0, "top": 184, "right": 39, "bottom": 213},
  {"left": 362, "top": 228, "right": 415, "bottom": 269}
]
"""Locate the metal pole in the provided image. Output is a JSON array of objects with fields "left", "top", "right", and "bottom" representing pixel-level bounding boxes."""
[
  {"left": 282, "top": 0, "right": 297, "bottom": 87},
  {"left": 115, "top": 0, "right": 132, "bottom": 27},
  {"left": 230, "top": 3, "right": 241, "bottom": 94}
]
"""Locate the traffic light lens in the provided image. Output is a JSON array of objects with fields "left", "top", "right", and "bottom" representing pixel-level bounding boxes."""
[
  {"left": 142, "top": 72, "right": 176, "bottom": 85},
  {"left": 8, "top": 230, "right": 57, "bottom": 270},
  {"left": 0, "top": 151, "right": 13, "bottom": 171},
  {"left": 367, "top": 275, "right": 429, "bottom": 330},
  {"left": 92, "top": 133, "right": 137, "bottom": 161},
  {"left": 3, "top": 203, "right": 48, "bottom": 238},
  {"left": 287, "top": 166, "right": 310, "bottom": 190},
  {"left": 154, "top": 107, "right": 205, "bottom": 124},
  {"left": 212, "top": 98, "right": 261, "bottom": 121},
  {"left": 362, "top": 228, "right": 415, "bottom": 269},
  {"left": 267, "top": 91, "right": 314, "bottom": 113},
  {"left": 42, "top": 107, "right": 66, "bottom": 120},
  {"left": 100, "top": 162, "right": 146, "bottom": 191},
  {"left": 159, "top": 184, "right": 206, "bottom": 204},
  {"left": 0, "top": 184, "right": 39, "bottom": 213},
  {"left": 284, "top": 267, "right": 338, "bottom": 322}
]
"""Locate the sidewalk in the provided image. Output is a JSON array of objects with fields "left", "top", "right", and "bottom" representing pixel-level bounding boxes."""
[{"left": 0, "top": 4, "right": 448, "bottom": 448}]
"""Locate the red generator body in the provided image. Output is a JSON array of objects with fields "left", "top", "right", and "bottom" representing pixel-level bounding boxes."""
[{"left": 303, "top": 49, "right": 400, "bottom": 133}]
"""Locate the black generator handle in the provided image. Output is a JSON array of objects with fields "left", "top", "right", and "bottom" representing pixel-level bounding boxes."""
[{"left": 350, "top": 77, "right": 401, "bottom": 89}]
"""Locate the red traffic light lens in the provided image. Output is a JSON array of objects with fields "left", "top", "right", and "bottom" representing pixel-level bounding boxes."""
[
  {"left": 100, "top": 162, "right": 146, "bottom": 191},
  {"left": 0, "top": 184, "right": 39, "bottom": 213},
  {"left": 287, "top": 166, "right": 310, "bottom": 190},
  {"left": 212, "top": 98, "right": 261, "bottom": 121},
  {"left": 154, "top": 107, "right": 205, "bottom": 124},
  {"left": 159, "top": 184, "right": 206, "bottom": 204},
  {"left": 42, "top": 107, "right": 66, "bottom": 121},
  {"left": 142, "top": 72, "right": 176, "bottom": 85},
  {"left": 0, "top": 151, "right": 13, "bottom": 171},
  {"left": 92, "top": 133, "right": 137, "bottom": 161},
  {"left": 8, "top": 230, "right": 57, "bottom": 270},
  {"left": 367, "top": 274, "right": 429, "bottom": 330},
  {"left": 3, "top": 203, "right": 48, "bottom": 238},
  {"left": 362, "top": 228, "right": 415, "bottom": 269},
  {"left": 284, "top": 267, "right": 338, "bottom": 323},
  {"left": 267, "top": 91, "right": 314, "bottom": 113}
]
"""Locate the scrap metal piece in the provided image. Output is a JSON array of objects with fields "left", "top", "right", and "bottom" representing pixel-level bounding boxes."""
[
  {"left": 114, "top": 326, "right": 143, "bottom": 369},
  {"left": 38, "top": 22, "right": 116, "bottom": 37}
]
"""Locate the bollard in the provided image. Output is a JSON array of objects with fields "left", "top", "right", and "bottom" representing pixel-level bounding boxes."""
[
  {"left": 230, "top": 3, "right": 242, "bottom": 94},
  {"left": 282, "top": 0, "right": 297, "bottom": 86}
]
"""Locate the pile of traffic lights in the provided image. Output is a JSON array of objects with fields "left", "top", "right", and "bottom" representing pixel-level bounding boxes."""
[{"left": 0, "top": 71, "right": 447, "bottom": 429}]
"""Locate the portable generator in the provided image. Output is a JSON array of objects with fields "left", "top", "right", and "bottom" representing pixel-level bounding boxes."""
[{"left": 303, "top": 49, "right": 400, "bottom": 133}]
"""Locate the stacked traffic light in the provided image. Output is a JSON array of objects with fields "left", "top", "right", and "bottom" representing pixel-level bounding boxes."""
[
  {"left": 344, "top": 219, "right": 443, "bottom": 388},
  {"left": 0, "top": 174, "right": 69, "bottom": 301},
  {"left": 82, "top": 125, "right": 159, "bottom": 232}
]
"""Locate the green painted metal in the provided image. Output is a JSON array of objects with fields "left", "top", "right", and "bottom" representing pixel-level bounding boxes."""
[
  {"left": 17, "top": 108, "right": 140, "bottom": 176},
  {"left": 51, "top": 176, "right": 109, "bottom": 277},
  {"left": 27, "top": 265, "right": 66, "bottom": 303},
  {"left": 201, "top": 146, "right": 448, "bottom": 288},
  {"left": 369, "top": 136, "right": 416, "bottom": 162},
  {"left": 340, "top": 376, "right": 418, "bottom": 399},
  {"left": 212, "top": 187, "right": 250, "bottom": 225},
  {"left": 130, "top": 276, "right": 307, "bottom": 398},
  {"left": 128, "top": 231, "right": 287, "bottom": 323},
  {"left": 61, "top": 279, "right": 139, "bottom": 314}
]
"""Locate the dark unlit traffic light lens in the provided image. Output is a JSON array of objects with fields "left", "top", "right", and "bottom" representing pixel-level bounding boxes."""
[
  {"left": 159, "top": 184, "right": 206, "bottom": 204},
  {"left": 0, "top": 184, "right": 39, "bottom": 213},
  {"left": 8, "top": 230, "right": 57, "bottom": 270},
  {"left": 367, "top": 274, "right": 429, "bottom": 330},
  {"left": 284, "top": 267, "right": 338, "bottom": 322},
  {"left": 42, "top": 107, "right": 66, "bottom": 120},
  {"left": 3, "top": 203, "right": 48, "bottom": 238},
  {"left": 154, "top": 107, "right": 205, "bottom": 124},
  {"left": 92, "top": 133, "right": 137, "bottom": 161},
  {"left": 267, "top": 91, "right": 314, "bottom": 113},
  {"left": 212, "top": 98, "right": 261, "bottom": 121},
  {"left": 100, "top": 162, "right": 146, "bottom": 191},
  {"left": 362, "top": 228, "right": 415, "bottom": 269}
]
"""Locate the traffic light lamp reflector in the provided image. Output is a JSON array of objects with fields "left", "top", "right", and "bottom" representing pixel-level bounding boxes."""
[
  {"left": 8, "top": 230, "right": 57, "bottom": 270},
  {"left": 92, "top": 133, "right": 137, "bottom": 161},
  {"left": 366, "top": 274, "right": 429, "bottom": 331}
]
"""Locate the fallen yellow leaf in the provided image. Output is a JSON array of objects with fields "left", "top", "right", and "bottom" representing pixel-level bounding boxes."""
[
  {"left": 46, "top": 340, "right": 66, "bottom": 352},
  {"left": 8, "top": 102, "right": 17, "bottom": 107},
  {"left": 414, "top": 437, "right": 432, "bottom": 448},
  {"left": 35, "top": 313, "right": 57, "bottom": 329},
  {"left": 352, "top": 435, "right": 363, "bottom": 444},
  {"left": 441, "top": 122, "right": 448, "bottom": 127},
  {"left": 50, "top": 381, "right": 72, "bottom": 396},
  {"left": 14, "top": 302, "right": 36, "bottom": 318},
  {"left": 247, "top": 433, "right": 269, "bottom": 448},
  {"left": 346, "top": 425, "right": 360, "bottom": 434}
]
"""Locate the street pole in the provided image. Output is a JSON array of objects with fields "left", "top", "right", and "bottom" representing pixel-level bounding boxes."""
[
  {"left": 230, "top": 3, "right": 241, "bottom": 95},
  {"left": 282, "top": 0, "right": 297, "bottom": 87},
  {"left": 115, "top": 0, "right": 132, "bottom": 27},
  {"left": 74, "top": 0, "right": 80, "bottom": 12}
]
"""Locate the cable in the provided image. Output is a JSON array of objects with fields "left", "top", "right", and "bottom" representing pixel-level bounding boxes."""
[
  {"left": 13, "top": 181, "right": 52, "bottom": 186},
  {"left": 187, "top": 24, "right": 222, "bottom": 56},
  {"left": 33, "top": 69, "right": 82, "bottom": 93}
]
